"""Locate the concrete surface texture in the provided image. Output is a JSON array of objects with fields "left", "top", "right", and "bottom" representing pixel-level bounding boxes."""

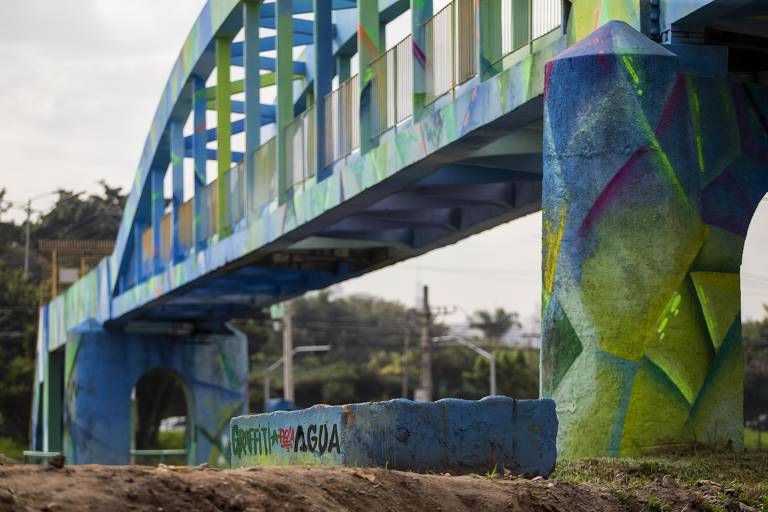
[
  {"left": 39, "top": 327, "right": 248, "bottom": 465},
  {"left": 541, "top": 20, "right": 768, "bottom": 458},
  {"left": 231, "top": 396, "right": 557, "bottom": 476}
]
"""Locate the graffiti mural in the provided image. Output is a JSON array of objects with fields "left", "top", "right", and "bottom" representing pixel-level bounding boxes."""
[
  {"left": 231, "top": 397, "right": 557, "bottom": 476},
  {"left": 542, "top": 20, "right": 768, "bottom": 458}
]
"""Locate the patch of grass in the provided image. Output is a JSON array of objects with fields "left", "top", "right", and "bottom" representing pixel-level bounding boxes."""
[
  {"left": 156, "top": 430, "right": 185, "bottom": 450},
  {"left": 485, "top": 465, "right": 498, "bottom": 480},
  {"left": 0, "top": 437, "right": 25, "bottom": 461},
  {"left": 644, "top": 495, "right": 671, "bottom": 512},
  {"left": 553, "top": 452, "right": 768, "bottom": 510},
  {"left": 744, "top": 428, "right": 767, "bottom": 452}
]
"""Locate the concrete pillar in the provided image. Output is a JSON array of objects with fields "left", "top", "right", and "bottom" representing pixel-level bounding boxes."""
[
  {"left": 541, "top": 21, "right": 768, "bottom": 458},
  {"left": 276, "top": 0, "right": 293, "bottom": 203},
  {"left": 314, "top": 0, "right": 333, "bottom": 179},
  {"left": 244, "top": 0, "right": 261, "bottom": 214},
  {"left": 216, "top": 35, "right": 233, "bottom": 237},
  {"left": 358, "top": 0, "right": 381, "bottom": 154},
  {"left": 62, "top": 328, "right": 248, "bottom": 465},
  {"left": 411, "top": 0, "right": 432, "bottom": 121},
  {"left": 192, "top": 75, "right": 208, "bottom": 250}
]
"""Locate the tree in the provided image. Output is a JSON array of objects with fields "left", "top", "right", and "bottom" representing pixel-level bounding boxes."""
[
  {"left": 743, "top": 304, "right": 768, "bottom": 342},
  {"left": 0, "top": 261, "right": 38, "bottom": 442},
  {"left": 468, "top": 307, "right": 522, "bottom": 344},
  {"left": 34, "top": 181, "right": 126, "bottom": 241}
]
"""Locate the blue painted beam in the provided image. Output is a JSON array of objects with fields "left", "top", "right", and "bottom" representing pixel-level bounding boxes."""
[
  {"left": 232, "top": 33, "right": 314, "bottom": 55},
  {"left": 231, "top": 397, "right": 558, "bottom": 476},
  {"left": 229, "top": 101, "right": 277, "bottom": 117},
  {"left": 231, "top": 55, "right": 307, "bottom": 74},
  {"left": 259, "top": 0, "right": 356, "bottom": 18},
  {"left": 260, "top": 16, "right": 314, "bottom": 35},
  {"left": 183, "top": 147, "right": 244, "bottom": 163},
  {"left": 184, "top": 107, "right": 275, "bottom": 149}
]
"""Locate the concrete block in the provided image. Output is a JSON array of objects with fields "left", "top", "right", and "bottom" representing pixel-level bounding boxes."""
[{"left": 230, "top": 396, "right": 557, "bottom": 476}]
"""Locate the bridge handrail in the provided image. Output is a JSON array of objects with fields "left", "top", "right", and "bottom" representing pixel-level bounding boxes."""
[
  {"left": 323, "top": 74, "right": 360, "bottom": 168},
  {"left": 286, "top": 105, "right": 317, "bottom": 193},
  {"left": 424, "top": 0, "right": 478, "bottom": 106},
  {"left": 370, "top": 34, "right": 414, "bottom": 138}
]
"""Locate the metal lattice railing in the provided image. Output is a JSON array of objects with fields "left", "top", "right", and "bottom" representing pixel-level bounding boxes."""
[
  {"left": 324, "top": 74, "right": 360, "bottom": 167},
  {"left": 286, "top": 105, "right": 316, "bottom": 189},
  {"left": 370, "top": 35, "right": 413, "bottom": 137},
  {"left": 251, "top": 136, "right": 277, "bottom": 213},
  {"left": 500, "top": 0, "right": 563, "bottom": 61},
  {"left": 425, "top": 0, "right": 477, "bottom": 105}
]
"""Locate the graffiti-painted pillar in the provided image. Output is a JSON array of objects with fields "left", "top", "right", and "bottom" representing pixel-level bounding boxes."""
[
  {"left": 215, "top": 35, "right": 233, "bottom": 237},
  {"left": 358, "top": 0, "right": 381, "bottom": 154},
  {"left": 63, "top": 328, "right": 248, "bottom": 465},
  {"left": 411, "top": 0, "right": 432, "bottom": 121},
  {"left": 170, "top": 120, "right": 184, "bottom": 262},
  {"left": 192, "top": 75, "right": 207, "bottom": 251},
  {"left": 276, "top": 0, "right": 293, "bottom": 203},
  {"left": 478, "top": 0, "right": 502, "bottom": 80},
  {"left": 244, "top": 0, "right": 261, "bottom": 212},
  {"left": 542, "top": 20, "right": 768, "bottom": 458},
  {"left": 314, "top": 0, "right": 333, "bottom": 180}
]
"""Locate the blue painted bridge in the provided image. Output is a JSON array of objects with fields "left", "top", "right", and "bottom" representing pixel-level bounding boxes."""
[{"left": 32, "top": 0, "right": 768, "bottom": 465}]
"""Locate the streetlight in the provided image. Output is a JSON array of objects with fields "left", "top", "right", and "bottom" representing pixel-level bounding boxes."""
[
  {"left": 263, "top": 345, "right": 331, "bottom": 409},
  {"left": 432, "top": 335, "right": 497, "bottom": 396}
]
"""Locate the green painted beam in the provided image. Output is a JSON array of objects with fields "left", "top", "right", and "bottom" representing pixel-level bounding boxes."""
[
  {"left": 216, "top": 35, "right": 233, "bottom": 238},
  {"left": 276, "top": 0, "right": 294, "bottom": 203}
]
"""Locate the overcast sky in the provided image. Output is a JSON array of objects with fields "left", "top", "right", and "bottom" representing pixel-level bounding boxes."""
[{"left": 0, "top": 1, "right": 766, "bottom": 326}]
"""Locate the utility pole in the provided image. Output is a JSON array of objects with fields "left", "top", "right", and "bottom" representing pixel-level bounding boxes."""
[
  {"left": 401, "top": 319, "right": 411, "bottom": 398},
  {"left": 282, "top": 301, "right": 294, "bottom": 402},
  {"left": 23, "top": 200, "right": 31, "bottom": 279},
  {"left": 418, "top": 285, "right": 433, "bottom": 401}
]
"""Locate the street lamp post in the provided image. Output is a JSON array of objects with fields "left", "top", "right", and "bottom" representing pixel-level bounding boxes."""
[
  {"left": 263, "top": 345, "right": 331, "bottom": 409},
  {"left": 432, "top": 335, "right": 497, "bottom": 396}
]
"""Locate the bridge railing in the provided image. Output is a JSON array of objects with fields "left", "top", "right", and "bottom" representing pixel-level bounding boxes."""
[
  {"left": 497, "top": 0, "right": 562, "bottom": 64},
  {"left": 286, "top": 105, "right": 317, "bottom": 192},
  {"left": 324, "top": 74, "right": 360, "bottom": 168},
  {"left": 370, "top": 35, "right": 414, "bottom": 138},
  {"left": 424, "top": 0, "right": 477, "bottom": 105},
  {"left": 250, "top": 136, "right": 278, "bottom": 215}
]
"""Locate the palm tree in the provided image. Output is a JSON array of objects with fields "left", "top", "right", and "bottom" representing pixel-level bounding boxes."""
[{"left": 468, "top": 307, "right": 521, "bottom": 345}]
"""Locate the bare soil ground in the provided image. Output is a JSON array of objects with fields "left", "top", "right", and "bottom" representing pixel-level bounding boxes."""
[{"left": 0, "top": 453, "right": 765, "bottom": 512}]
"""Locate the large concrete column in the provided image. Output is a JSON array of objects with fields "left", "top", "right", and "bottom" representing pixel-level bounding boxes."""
[{"left": 541, "top": 21, "right": 768, "bottom": 458}]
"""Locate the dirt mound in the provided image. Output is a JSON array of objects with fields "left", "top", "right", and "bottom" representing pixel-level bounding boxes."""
[{"left": 0, "top": 463, "right": 761, "bottom": 512}]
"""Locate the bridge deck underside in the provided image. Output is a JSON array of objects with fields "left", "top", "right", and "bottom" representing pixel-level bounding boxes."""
[{"left": 131, "top": 137, "right": 544, "bottom": 324}]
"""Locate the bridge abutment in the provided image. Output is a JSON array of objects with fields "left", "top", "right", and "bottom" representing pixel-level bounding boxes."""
[
  {"left": 57, "top": 327, "right": 247, "bottom": 465},
  {"left": 541, "top": 21, "right": 768, "bottom": 458}
]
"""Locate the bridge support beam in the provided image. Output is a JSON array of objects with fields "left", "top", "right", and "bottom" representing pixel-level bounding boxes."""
[
  {"left": 313, "top": 0, "right": 333, "bottom": 180},
  {"left": 244, "top": 1, "right": 262, "bottom": 220},
  {"left": 59, "top": 327, "right": 248, "bottom": 465},
  {"left": 216, "top": 35, "right": 233, "bottom": 238},
  {"left": 170, "top": 120, "right": 185, "bottom": 262},
  {"left": 192, "top": 76, "right": 208, "bottom": 250},
  {"left": 411, "top": 0, "right": 432, "bottom": 121},
  {"left": 276, "top": 0, "right": 293, "bottom": 203},
  {"left": 478, "top": 0, "right": 502, "bottom": 80},
  {"left": 541, "top": 21, "right": 768, "bottom": 458},
  {"left": 150, "top": 167, "right": 164, "bottom": 273},
  {"left": 358, "top": 0, "right": 381, "bottom": 155}
]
